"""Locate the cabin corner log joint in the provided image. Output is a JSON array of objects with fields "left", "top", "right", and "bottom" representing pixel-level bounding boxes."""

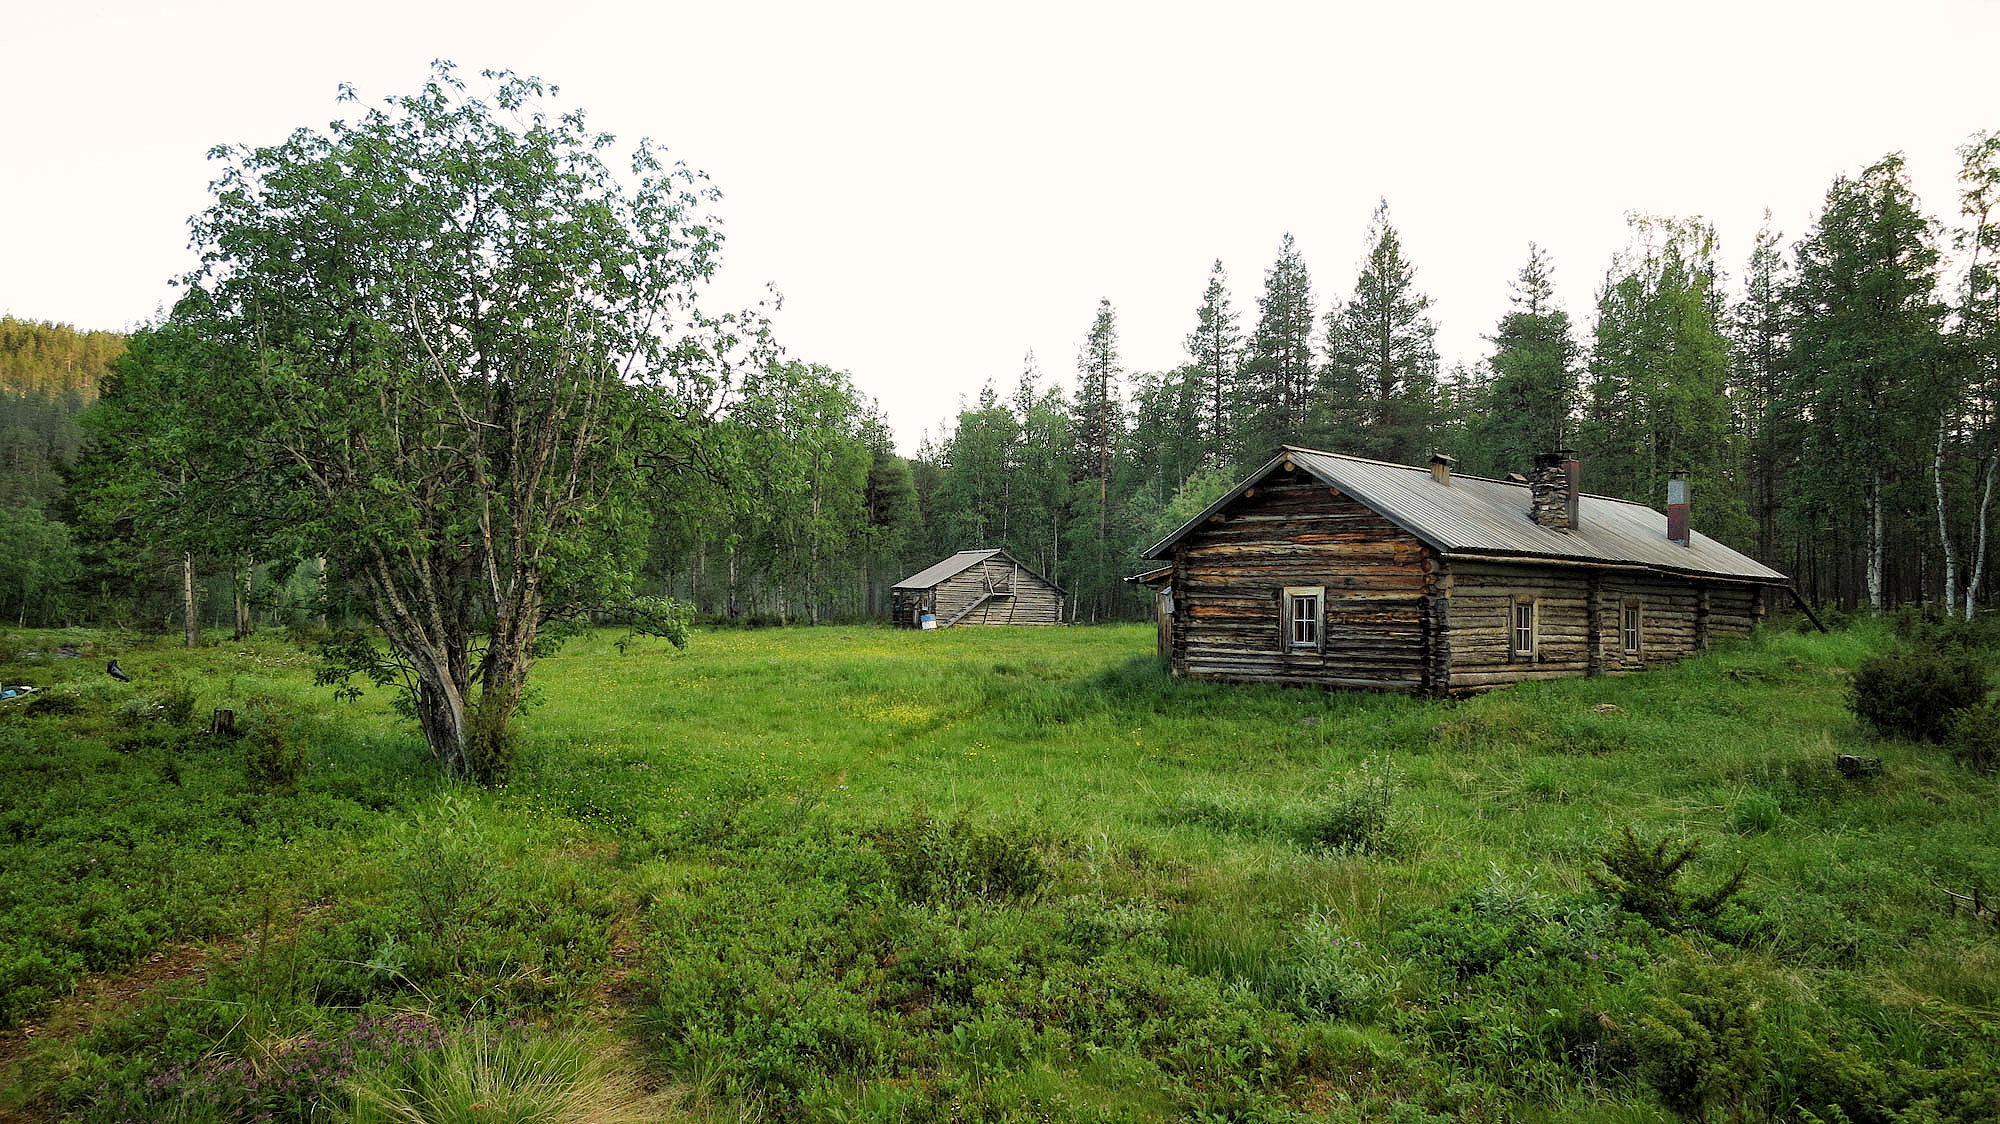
[
  {"left": 1140, "top": 446, "right": 1789, "bottom": 695},
  {"left": 890, "top": 549, "right": 1064, "bottom": 628}
]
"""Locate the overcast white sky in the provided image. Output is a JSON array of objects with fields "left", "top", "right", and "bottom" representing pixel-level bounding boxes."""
[{"left": 5, "top": 1, "right": 1997, "bottom": 452}]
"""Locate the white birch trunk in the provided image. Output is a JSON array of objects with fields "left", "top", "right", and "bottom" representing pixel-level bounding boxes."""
[
  {"left": 1967, "top": 455, "right": 2000, "bottom": 618},
  {"left": 1868, "top": 468, "right": 1886, "bottom": 612},
  {"left": 1936, "top": 421, "right": 1960, "bottom": 616}
]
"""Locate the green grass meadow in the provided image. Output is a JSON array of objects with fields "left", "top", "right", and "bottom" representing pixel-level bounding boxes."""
[{"left": 0, "top": 622, "right": 1995, "bottom": 1122}]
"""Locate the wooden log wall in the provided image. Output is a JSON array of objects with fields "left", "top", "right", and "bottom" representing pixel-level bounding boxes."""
[
  {"left": 1170, "top": 474, "right": 1430, "bottom": 690},
  {"left": 932, "top": 556, "right": 1062, "bottom": 627},
  {"left": 1450, "top": 561, "right": 1769, "bottom": 685}
]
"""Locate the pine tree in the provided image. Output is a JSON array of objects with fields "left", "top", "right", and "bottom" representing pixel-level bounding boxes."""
[
  {"left": 1184, "top": 260, "right": 1241, "bottom": 467},
  {"left": 1464, "top": 244, "right": 1579, "bottom": 477},
  {"left": 1235, "top": 234, "right": 1316, "bottom": 461},
  {"left": 1316, "top": 201, "right": 1443, "bottom": 463}
]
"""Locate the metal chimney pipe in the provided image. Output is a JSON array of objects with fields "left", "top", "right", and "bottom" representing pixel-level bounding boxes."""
[
  {"left": 1667, "top": 477, "right": 1690, "bottom": 546},
  {"left": 1563, "top": 458, "right": 1581, "bottom": 530}
]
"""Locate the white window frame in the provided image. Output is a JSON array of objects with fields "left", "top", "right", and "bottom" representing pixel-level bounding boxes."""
[
  {"left": 1511, "top": 598, "right": 1538, "bottom": 659},
  {"left": 1283, "top": 586, "right": 1324, "bottom": 652},
  {"left": 1622, "top": 601, "right": 1642, "bottom": 654}
]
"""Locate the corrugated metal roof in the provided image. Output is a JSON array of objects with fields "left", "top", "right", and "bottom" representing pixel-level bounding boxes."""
[
  {"left": 893, "top": 549, "right": 1003, "bottom": 590},
  {"left": 1142, "top": 446, "right": 1788, "bottom": 584}
]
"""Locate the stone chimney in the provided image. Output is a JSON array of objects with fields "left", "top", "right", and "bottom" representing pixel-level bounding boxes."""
[
  {"left": 1667, "top": 477, "right": 1690, "bottom": 546},
  {"left": 1529, "top": 451, "right": 1572, "bottom": 532},
  {"left": 1429, "top": 452, "right": 1456, "bottom": 486}
]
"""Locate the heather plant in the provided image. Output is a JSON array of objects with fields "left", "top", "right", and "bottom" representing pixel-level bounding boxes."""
[{"left": 85, "top": 1015, "right": 448, "bottom": 1124}]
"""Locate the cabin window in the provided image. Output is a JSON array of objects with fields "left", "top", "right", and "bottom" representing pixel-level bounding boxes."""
[
  {"left": 1622, "top": 601, "right": 1642, "bottom": 654},
  {"left": 1283, "top": 586, "right": 1324, "bottom": 652},
  {"left": 1511, "top": 599, "right": 1537, "bottom": 659}
]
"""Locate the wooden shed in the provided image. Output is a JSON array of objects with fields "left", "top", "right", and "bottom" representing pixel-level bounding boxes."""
[
  {"left": 890, "top": 549, "right": 1064, "bottom": 629},
  {"left": 1140, "top": 446, "right": 1791, "bottom": 695}
]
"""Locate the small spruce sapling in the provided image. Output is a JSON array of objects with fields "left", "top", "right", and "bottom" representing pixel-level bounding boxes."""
[{"left": 1587, "top": 826, "right": 1746, "bottom": 930}]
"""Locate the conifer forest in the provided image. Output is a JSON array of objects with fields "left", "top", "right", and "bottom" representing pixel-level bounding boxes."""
[{"left": 5, "top": 126, "right": 1998, "bottom": 632}]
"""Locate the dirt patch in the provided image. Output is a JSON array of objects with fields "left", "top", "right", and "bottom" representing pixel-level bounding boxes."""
[{"left": 0, "top": 942, "right": 231, "bottom": 1123}]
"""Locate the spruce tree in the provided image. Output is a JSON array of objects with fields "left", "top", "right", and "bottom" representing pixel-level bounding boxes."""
[
  {"left": 1072, "top": 300, "right": 1123, "bottom": 619},
  {"left": 1316, "top": 201, "right": 1442, "bottom": 463},
  {"left": 1184, "top": 260, "right": 1241, "bottom": 467},
  {"left": 1729, "top": 218, "right": 1792, "bottom": 564},
  {"left": 1235, "top": 234, "right": 1316, "bottom": 462},
  {"left": 1787, "top": 156, "right": 1950, "bottom": 609},
  {"left": 1465, "top": 244, "right": 1579, "bottom": 477}
]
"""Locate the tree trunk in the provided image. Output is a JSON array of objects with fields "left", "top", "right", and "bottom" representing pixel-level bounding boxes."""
[
  {"left": 182, "top": 552, "right": 200, "bottom": 647},
  {"left": 233, "top": 563, "right": 253, "bottom": 640},
  {"left": 1937, "top": 422, "right": 1960, "bottom": 616},
  {"left": 1967, "top": 455, "right": 2000, "bottom": 618},
  {"left": 1868, "top": 469, "right": 1885, "bottom": 612},
  {"left": 727, "top": 541, "right": 740, "bottom": 621}
]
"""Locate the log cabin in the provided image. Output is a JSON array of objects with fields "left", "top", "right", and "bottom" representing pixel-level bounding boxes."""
[
  {"left": 891, "top": 549, "right": 1064, "bottom": 629},
  {"left": 1139, "top": 447, "right": 1790, "bottom": 694}
]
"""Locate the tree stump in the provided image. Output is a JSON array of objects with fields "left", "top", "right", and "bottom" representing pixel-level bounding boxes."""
[
  {"left": 1835, "top": 754, "right": 1882, "bottom": 778},
  {"left": 208, "top": 708, "right": 237, "bottom": 738}
]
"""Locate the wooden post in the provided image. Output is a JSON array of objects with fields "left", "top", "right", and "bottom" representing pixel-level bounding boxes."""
[{"left": 1586, "top": 573, "right": 1605, "bottom": 676}]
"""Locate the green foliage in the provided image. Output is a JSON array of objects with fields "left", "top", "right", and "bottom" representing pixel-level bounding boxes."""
[
  {"left": 1626, "top": 955, "right": 1763, "bottom": 1117},
  {"left": 1581, "top": 216, "right": 1753, "bottom": 549},
  {"left": 1586, "top": 827, "right": 1747, "bottom": 930},
  {"left": 1946, "top": 696, "right": 2000, "bottom": 772},
  {"left": 874, "top": 808, "right": 1046, "bottom": 904},
  {"left": 1298, "top": 758, "right": 1402, "bottom": 853},
  {"left": 0, "top": 507, "right": 82, "bottom": 627},
  {"left": 1847, "top": 647, "right": 1988, "bottom": 742},
  {"left": 394, "top": 795, "right": 502, "bottom": 946},
  {"left": 241, "top": 697, "right": 308, "bottom": 791}
]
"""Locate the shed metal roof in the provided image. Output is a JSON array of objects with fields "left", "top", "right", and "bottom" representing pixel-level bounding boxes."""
[
  {"left": 1141, "top": 446, "right": 1789, "bottom": 585},
  {"left": 893, "top": 550, "right": 1004, "bottom": 590}
]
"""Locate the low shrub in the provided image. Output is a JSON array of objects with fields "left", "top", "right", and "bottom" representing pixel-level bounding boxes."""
[
  {"left": 1624, "top": 956, "right": 1763, "bottom": 1118},
  {"left": 1730, "top": 789, "right": 1783, "bottom": 834},
  {"left": 874, "top": 808, "right": 1045, "bottom": 903},
  {"left": 1587, "top": 827, "right": 1746, "bottom": 931},
  {"left": 22, "top": 690, "right": 83, "bottom": 717},
  {"left": 241, "top": 697, "right": 307, "bottom": 790},
  {"left": 1272, "top": 911, "right": 1391, "bottom": 1019},
  {"left": 1847, "top": 647, "right": 1987, "bottom": 742},
  {"left": 158, "top": 681, "right": 200, "bottom": 729},
  {"left": 1947, "top": 696, "right": 2000, "bottom": 773},
  {"left": 1298, "top": 758, "right": 1401, "bottom": 853}
]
